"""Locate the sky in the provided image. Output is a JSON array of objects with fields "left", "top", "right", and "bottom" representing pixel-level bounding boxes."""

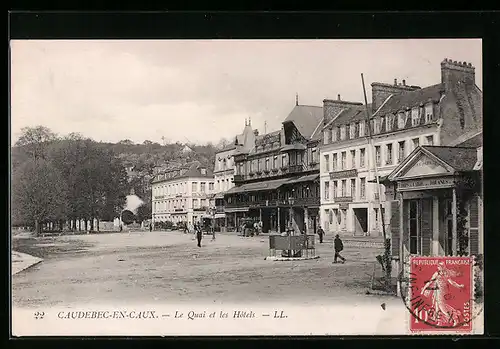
[{"left": 10, "top": 39, "right": 482, "bottom": 145}]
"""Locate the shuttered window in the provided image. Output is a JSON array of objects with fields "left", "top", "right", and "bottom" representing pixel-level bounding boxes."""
[
  {"left": 421, "top": 199, "right": 432, "bottom": 256},
  {"left": 469, "top": 195, "right": 480, "bottom": 255},
  {"left": 390, "top": 200, "right": 401, "bottom": 258}
]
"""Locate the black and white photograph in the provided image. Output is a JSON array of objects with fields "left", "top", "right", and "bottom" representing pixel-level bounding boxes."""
[{"left": 10, "top": 38, "right": 484, "bottom": 336}]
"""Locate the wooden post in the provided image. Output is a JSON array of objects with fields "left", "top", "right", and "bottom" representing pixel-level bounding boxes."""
[
  {"left": 452, "top": 187, "right": 457, "bottom": 256},
  {"left": 277, "top": 207, "right": 281, "bottom": 233}
]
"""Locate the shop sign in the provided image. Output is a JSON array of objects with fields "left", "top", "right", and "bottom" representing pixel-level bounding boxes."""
[
  {"left": 397, "top": 177, "right": 455, "bottom": 191},
  {"left": 329, "top": 169, "right": 358, "bottom": 179}
]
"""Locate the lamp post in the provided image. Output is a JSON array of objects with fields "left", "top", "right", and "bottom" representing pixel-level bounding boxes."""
[{"left": 288, "top": 193, "right": 295, "bottom": 257}]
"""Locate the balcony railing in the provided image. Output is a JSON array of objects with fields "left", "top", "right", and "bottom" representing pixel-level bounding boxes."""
[
  {"left": 233, "top": 174, "right": 244, "bottom": 183},
  {"left": 289, "top": 164, "right": 304, "bottom": 174}
]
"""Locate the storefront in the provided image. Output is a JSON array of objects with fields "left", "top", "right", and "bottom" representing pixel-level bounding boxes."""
[{"left": 386, "top": 146, "right": 482, "bottom": 268}]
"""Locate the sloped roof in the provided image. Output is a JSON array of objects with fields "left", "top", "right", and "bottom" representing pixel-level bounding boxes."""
[
  {"left": 220, "top": 143, "right": 237, "bottom": 152},
  {"left": 422, "top": 146, "right": 478, "bottom": 172},
  {"left": 454, "top": 132, "right": 482, "bottom": 148},
  {"left": 283, "top": 105, "right": 323, "bottom": 139},
  {"left": 375, "top": 84, "right": 444, "bottom": 116},
  {"left": 330, "top": 104, "right": 371, "bottom": 126}
]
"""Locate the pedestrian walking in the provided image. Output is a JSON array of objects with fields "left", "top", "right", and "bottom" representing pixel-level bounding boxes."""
[
  {"left": 149, "top": 223, "right": 153, "bottom": 232},
  {"left": 333, "top": 234, "right": 346, "bottom": 264},
  {"left": 196, "top": 223, "right": 203, "bottom": 247},
  {"left": 317, "top": 227, "right": 324, "bottom": 243}
]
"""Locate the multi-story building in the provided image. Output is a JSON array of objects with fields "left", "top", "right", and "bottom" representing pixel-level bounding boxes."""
[
  {"left": 151, "top": 162, "right": 215, "bottom": 225},
  {"left": 224, "top": 100, "right": 323, "bottom": 234},
  {"left": 319, "top": 58, "right": 482, "bottom": 238},
  {"left": 211, "top": 120, "right": 258, "bottom": 230}
]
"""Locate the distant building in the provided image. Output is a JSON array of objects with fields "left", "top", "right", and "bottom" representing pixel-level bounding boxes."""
[
  {"left": 182, "top": 145, "right": 193, "bottom": 154},
  {"left": 151, "top": 162, "right": 215, "bottom": 225},
  {"left": 210, "top": 119, "right": 258, "bottom": 230}
]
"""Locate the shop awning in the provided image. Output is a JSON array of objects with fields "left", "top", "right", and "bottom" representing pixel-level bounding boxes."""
[
  {"left": 284, "top": 174, "right": 319, "bottom": 185},
  {"left": 213, "top": 192, "right": 225, "bottom": 199},
  {"left": 224, "top": 178, "right": 291, "bottom": 195},
  {"left": 214, "top": 213, "right": 226, "bottom": 219},
  {"left": 224, "top": 207, "right": 250, "bottom": 213}
]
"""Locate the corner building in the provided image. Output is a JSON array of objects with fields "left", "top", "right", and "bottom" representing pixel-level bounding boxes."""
[
  {"left": 319, "top": 59, "right": 482, "bottom": 238},
  {"left": 224, "top": 101, "right": 323, "bottom": 234}
]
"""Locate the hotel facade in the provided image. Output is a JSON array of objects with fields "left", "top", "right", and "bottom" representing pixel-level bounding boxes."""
[
  {"left": 151, "top": 162, "right": 215, "bottom": 225},
  {"left": 319, "top": 58, "right": 482, "bottom": 246}
]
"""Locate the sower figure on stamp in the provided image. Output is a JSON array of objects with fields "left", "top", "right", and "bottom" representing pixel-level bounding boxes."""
[
  {"left": 421, "top": 261, "right": 464, "bottom": 326},
  {"left": 333, "top": 234, "right": 346, "bottom": 264}
]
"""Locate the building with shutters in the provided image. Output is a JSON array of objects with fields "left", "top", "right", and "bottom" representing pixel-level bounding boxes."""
[
  {"left": 319, "top": 58, "right": 482, "bottom": 238},
  {"left": 384, "top": 132, "right": 482, "bottom": 279},
  {"left": 211, "top": 119, "right": 258, "bottom": 231},
  {"left": 151, "top": 162, "right": 215, "bottom": 225},
  {"left": 224, "top": 98, "right": 322, "bottom": 234}
]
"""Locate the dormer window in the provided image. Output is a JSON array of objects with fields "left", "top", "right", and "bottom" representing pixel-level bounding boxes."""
[
  {"left": 340, "top": 126, "right": 346, "bottom": 140},
  {"left": 411, "top": 107, "right": 420, "bottom": 127},
  {"left": 346, "top": 124, "right": 350, "bottom": 139},
  {"left": 332, "top": 127, "right": 337, "bottom": 142},
  {"left": 323, "top": 129, "right": 331, "bottom": 145},
  {"left": 350, "top": 122, "right": 356, "bottom": 139},
  {"left": 359, "top": 121, "right": 365, "bottom": 137},
  {"left": 425, "top": 103, "right": 433, "bottom": 123},
  {"left": 386, "top": 114, "right": 393, "bottom": 131},
  {"left": 398, "top": 112, "right": 406, "bottom": 129}
]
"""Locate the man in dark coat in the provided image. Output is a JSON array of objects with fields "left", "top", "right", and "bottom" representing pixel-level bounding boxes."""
[
  {"left": 333, "top": 234, "right": 346, "bottom": 263},
  {"left": 196, "top": 223, "right": 203, "bottom": 247},
  {"left": 317, "top": 227, "right": 325, "bottom": 243}
]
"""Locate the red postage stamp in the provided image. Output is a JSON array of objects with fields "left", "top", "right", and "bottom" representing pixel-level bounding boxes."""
[{"left": 408, "top": 256, "right": 473, "bottom": 333}]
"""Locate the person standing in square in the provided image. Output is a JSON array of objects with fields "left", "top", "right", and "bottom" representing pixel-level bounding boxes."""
[{"left": 333, "top": 234, "right": 346, "bottom": 263}]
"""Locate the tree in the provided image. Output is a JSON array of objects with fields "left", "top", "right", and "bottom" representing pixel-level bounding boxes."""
[
  {"left": 118, "top": 139, "right": 134, "bottom": 145},
  {"left": 136, "top": 202, "right": 152, "bottom": 223},
  {"left": 121, "top": 210, "right": 135, "bottom": 225},
  {"left": 15, "top": 125, "right": 58, "bottom": 160},
  {"left": 11, "top": 158, "right": 67, "bottom": 235}
]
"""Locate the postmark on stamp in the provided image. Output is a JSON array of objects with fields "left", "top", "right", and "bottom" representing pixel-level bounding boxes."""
[{"left": 402, "top": 256, "right": 478, "bottom": 333}]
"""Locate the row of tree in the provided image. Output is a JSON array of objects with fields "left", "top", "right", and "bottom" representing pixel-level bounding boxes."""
[{"left": 11, "top": 126, "right": 129, "bottom": 235}]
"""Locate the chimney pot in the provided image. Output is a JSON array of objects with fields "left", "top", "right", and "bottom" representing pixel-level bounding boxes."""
[
  {"left": 394, "top": 78, "right": 397, "bottom": 85},
  {"left": 337, "top": 94, "right": 341, "bottom": 101},
  {"left": 402, "top": 79, "right": 406, "bottom": 86}
]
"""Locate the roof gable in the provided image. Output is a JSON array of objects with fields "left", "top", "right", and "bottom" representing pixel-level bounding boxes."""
[
  {"left": 398, "top": 153, "right": 452, "bottom": 180},
  {"left": 283, "top": 105, "right": 323, "bottom": 139}
]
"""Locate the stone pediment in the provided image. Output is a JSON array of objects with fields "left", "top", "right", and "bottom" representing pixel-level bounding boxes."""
[{"left": 398, "top": 153, "right": 451, "bottom": 179}]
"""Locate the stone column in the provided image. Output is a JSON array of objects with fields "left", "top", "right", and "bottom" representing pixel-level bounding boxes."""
[
  {"left": 304, "top": 207, "right": 309, "bottom": 234},
  {"left": 432, "top": 196, "right": 440, "bottom": 256}
]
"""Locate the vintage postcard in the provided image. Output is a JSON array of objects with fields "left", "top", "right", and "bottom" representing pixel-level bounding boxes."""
[{"left": 10, "top": 39, "right": 483, "bottom": 336}]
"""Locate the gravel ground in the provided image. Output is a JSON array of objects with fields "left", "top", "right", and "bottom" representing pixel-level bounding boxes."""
[{"left": 12, "top": 231, "right": 387, "bottom": 308}]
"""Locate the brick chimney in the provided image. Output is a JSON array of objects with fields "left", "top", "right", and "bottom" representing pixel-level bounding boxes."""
[
  {"left": 441, "top": 58, "right": 476, "bottom": 91},
  {"left": 323, "top": 96, "right": 363, "bottom": 125},
  {"left": 371, "top": 80, "right": 421, "bottom": 113}
]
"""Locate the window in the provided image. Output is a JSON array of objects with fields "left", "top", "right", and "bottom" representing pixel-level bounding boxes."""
[
  {"left": 374, "top": 208, "right": 380, "bottom": 230},
  {"left": 425, "top": 104, "right": 433, "bottom": 123},
  {"left": 200, "top": 182, "right": 206, "bottom": 193},
  {"left": 311, "top": 149, "right": 317, "bottom": 164},
  {"left": 360, "top": 148, "right": 365, "bottom": 167},
  {"left": 201, "top": 199, "right": 207, "bottom": 208},
  {"left": 359, "top": 121, "right": 365, "bottom": 137},
  {"left": 426, "top": 135, "right": 434, "bottom": 146},
  {"left": 398, "top": 141, "right": 406, "bottom": 163},
  {"left": 380, "top": 116, "right": 385, "bottom": 132},
  {"left": 341, "top": 180, "right": 347, "bottom": 197},
  {"left": 323, "top": 129, "right": 331, "bottom": 145},
  {"left": 346, "top": 124, "right": 351, "bottom": 139},
  {"left": 355, "top": 122, "right": 360, "bottom": 137},
  {"left": 409, "top": 200, "right": 420, "bottom": 254},
  {"left": 386, "top": 114, "right": 392, "bottom": 131},
  {"left": 239, "top": 163, "right": 244, "bottom": 175},
  {"left": 265, "top": 158, "right": 269, "bottom": 171},
  {"left": 256, "top": 159, "right": 261, "bottom": 171},
  {"left": 192, "top": 182, "right": 197, "bottom": 192},
  {"left": 209, "top": 182, "right": 214, "bottom": 191},
  {"left": 324, "top": 154, "right": 330, "bottom": 172},
  {"left": 324, "top": 181, "right": 330, "bottom": 200},
  {"left": 386, "top": 144, "right": 393, "bottom": 165},
  {"left": 332, "top": 127, "right": 338, "bottom": 142},
  {"left": 411, "top": 108, "right": 420, "bottom": 127},
  {"left": 192, "top": 199, "right": 197, "bottom": 208},
  {"left": 282, "top": 154, "right": 288, "bottom": 167},
  {"left": 413, "top": 138, "right": 420, "bottom": 150},
  {"left": 332, "top": 153, "right": 337, "bottom": 171},
  {"left": 351, "top": 179, "right": 356, "bottom": 199},
  {"left": 341, "top": 152, "right": 346, "bottom": 170},
  {"left": 333, "top": 181, "right": 338, "bottom": 198},
  {"left": 340, "top": 126, "right": 346, "bottom": 140},
  {"left": 328, "top": 209, "right": 333, "bottom": 224},
  {"left": 273, "top": 156, "right": 278, "bottom": 168},
  {"left": 350, "top": 123, "right": 356, "bottom": 139},
  {"left": 375, "top": 146, "right": 381, "bottom": 167},
  {"left": 360, "top": 177, "right": 366, "bottom": 199},
  {"left": 398, "top": 112, "right": 406, "bottom": 129},
  {"left": 350, "top": 150, "right": 356, "bottom": 169}
]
